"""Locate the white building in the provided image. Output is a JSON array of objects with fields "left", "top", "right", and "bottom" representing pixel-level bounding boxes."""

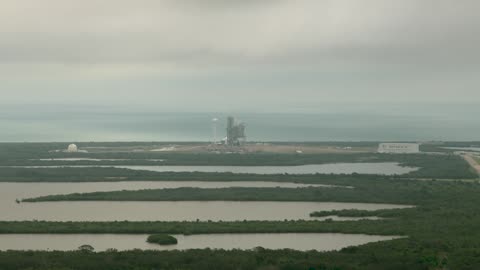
[
  {"left": 66, "top": 144, "right": 78, "bottom": 152},
  {"left": 378, "top": 143, "right": 420, "bottom": 154}
]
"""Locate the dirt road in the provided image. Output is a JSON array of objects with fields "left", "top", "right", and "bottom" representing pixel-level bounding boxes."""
[{"left": 463, "top": 154, "right": 480, "bottom": 176}]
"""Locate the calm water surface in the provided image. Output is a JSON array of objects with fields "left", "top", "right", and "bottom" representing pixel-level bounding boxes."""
[
  {"left": 115, "top": 163, "right": 417, "bottom": 175},
  {"left": 2, "top": 108, "right": 479, "bottom": 141},
  {"left": 0, "top": 182, "right": 411, "bottom": 221},
  {"left": 16, "top": 162, "right": 418, "bottom": 175},
  {"left": 3, "top": 201, "right": 409, "bottom": 221},
  {"left": 0, "top": 233, "right": 402, "bottom": 251},
  {"left": 0, "top": 181, "right": 345, "bottom": 204}
]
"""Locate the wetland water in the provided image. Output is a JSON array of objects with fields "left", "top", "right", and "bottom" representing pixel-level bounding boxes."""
[
  {"left": 0, "top": 182, "right": 411, "bottom": 221},
  {"left": 0, "top": 181, "right": 337, "bottom": 197},
  {"left": 16, "top": 162, "right": 418, "bottom": 175},
  {"left": 0, "top": 176, "right": 407, "bottom": 251},
  {"left": 115, "top": 162, "right": 417, "bottom": 175},
  {"left": 3, "top": 200, "right": 409, "bottom": 221},
  {"left": 0, "top": 233, "right": 402, "bottom": 252}
]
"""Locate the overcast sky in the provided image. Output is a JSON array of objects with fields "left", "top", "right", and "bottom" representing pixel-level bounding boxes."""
[{"left": 0, "top": 0, "right": 479, "bottom": 112}]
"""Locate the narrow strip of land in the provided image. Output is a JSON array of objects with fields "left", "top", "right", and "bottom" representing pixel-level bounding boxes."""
[
  {"left": 20, "top": 186, "right": 414, "bottom": 204},
  {"left": 0, "top": 220, "right": 408, "bottom": 235}
]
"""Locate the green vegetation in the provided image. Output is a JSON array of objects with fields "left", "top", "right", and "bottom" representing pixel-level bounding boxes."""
[
  {"left": 0, "top": 141, "right": 477, "bottom": 180},
  {"left": 474, "top": 156, "right": 480, "bottom": 164},
  {"left": 20, "top": 174, "right": 474, "bottom": 204},
  {"left": 78, "top": 245, "right": 95, "bottom": 252},
  {"left": 0, "top": 243, "right": 457, "bottom": 270},
  {"left": 309, "top": 209, "right": 399, "bottom": 218},
  {"left": 6, "top": 175, "right": 480, "bottom": 269},
  {"left": 22, "top": 186, "right": 417, "bottom": 203},
  {"left": 420, "top": 142, "right": 480, "bottom": 153},
  {"left": 0, "top": 152, "right": 476, "bottom": 182},
  {"left": 2, "top": 142, "right": 480, "bottom": 269},
  {"left": 0, "top": 220, "right": 409, "bottom": 235},
  {"left": 0, "top": 167, "right": 384, "bottom": 183},
  {"left": 146, "top": 234, "right": 178, "bottom": 245}
]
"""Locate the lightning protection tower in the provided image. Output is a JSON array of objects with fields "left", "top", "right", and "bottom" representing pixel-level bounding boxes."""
[{"left": 212, "top": 118, "right": 218, "bottom": 144}]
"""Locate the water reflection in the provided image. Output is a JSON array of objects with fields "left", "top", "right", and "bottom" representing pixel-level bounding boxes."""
[
  {"left": 0, "top": 182, "right": 411, "bottom": 221},
  {"left": 13, "top": 162, "right": 418, "bottom": 175},
  {"left": 5, "top": 201, "right": 410, "bottom": 221},
  {"left": 0, "top": 233, "right": 402, "bottom": 251}
]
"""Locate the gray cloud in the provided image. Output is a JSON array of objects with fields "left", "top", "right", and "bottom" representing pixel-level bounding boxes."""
[{"left": 0, "top": 0, "right": 479, "bottom": 110}]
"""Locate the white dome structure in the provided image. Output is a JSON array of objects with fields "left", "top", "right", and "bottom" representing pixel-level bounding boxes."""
[{"left": 66, "top": 144, "right": 78, "bottom": 152}]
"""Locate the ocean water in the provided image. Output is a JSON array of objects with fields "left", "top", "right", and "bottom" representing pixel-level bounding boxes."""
[{"left": 0, "top": 105, "right": 478, "bottom": 142}]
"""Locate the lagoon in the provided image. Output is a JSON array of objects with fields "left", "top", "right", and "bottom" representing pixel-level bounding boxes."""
[
  {"left": 0, "top": 233, "right": 402, "bottom": 252},
  {"left": 15, "top": 162, "right": 418, "bottom": 175},
  {"left": 0, "top": 182, "right": 410, "bottom": 221},
  {"left": 4, "top": 200, "right": 409, "bottom": 221}
]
